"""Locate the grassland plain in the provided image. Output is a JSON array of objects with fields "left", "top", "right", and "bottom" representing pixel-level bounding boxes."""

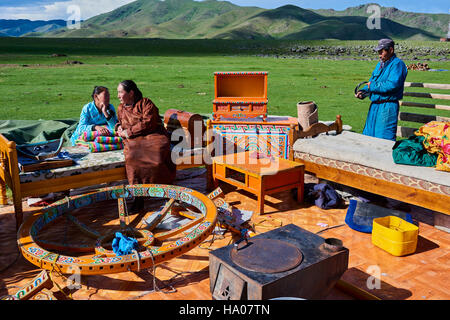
[{"left": 0, "top": 38, "right": 449, "bottom": 134}]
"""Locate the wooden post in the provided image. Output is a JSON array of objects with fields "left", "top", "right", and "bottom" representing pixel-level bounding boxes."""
[
  {"left": 336, "top": 115, "right": 343, "bottom": 134},
  {"left": 289, "top": 124, "right": 295, "bottom": 161},
  {"left": 205, "top": 119, "right": 214, "bottom": 191},
  {"left": 6, "top": 139, "right": 24, "bottom": 230},
  {"left": 0, "top": 155, "right": 8, "bottom": 205}
]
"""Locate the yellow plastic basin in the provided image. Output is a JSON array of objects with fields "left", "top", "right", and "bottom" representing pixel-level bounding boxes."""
[{"left": 371, "top": 216, "right": 418, "bottom": 256}]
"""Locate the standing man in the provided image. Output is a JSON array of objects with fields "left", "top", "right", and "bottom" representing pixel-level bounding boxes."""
[{"left": 355, "top": 38, "right": 408, "bottom": 141}]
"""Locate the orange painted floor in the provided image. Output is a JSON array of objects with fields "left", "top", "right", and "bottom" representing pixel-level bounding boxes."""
[{"left": 0, "top": 169, "right": 449, "bottom": 300}]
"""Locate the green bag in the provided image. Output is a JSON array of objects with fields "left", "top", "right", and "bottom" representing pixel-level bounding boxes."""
[{"left": 392, "top": 135, "right": 437, "bottom": 167}]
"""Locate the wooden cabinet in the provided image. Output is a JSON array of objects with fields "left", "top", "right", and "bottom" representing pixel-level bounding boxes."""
[{"left": 213, "top": 71, "right": 268, "bottom": 121}]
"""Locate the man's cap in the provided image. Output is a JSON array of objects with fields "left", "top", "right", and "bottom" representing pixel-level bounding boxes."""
[{"left": 374, "top": 38, "right": 395, "bottom": 51}]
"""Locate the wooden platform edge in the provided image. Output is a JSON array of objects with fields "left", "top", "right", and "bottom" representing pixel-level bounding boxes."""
[{"left": 294, "top": 158, "right": 450, "bottom": 216}]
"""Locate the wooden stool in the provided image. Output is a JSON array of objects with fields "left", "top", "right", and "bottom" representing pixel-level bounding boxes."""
[{"left": 212, "top": 151, "right": 304, "bottom": 215}]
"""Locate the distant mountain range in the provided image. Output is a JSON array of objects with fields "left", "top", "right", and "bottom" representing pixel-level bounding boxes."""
[
  {"left": 0, "top": 19, "right": 66, "bottom": 37},
  {"left": 2, "top": 0, "right": 449, "bottom": 40},
  {"left": 315, "top": 4, "right": 449, "bottom": 39}
]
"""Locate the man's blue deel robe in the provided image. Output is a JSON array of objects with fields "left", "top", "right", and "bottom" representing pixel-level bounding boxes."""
[{"left": 362, "top": 54, "right": 408, "bottom": 141}]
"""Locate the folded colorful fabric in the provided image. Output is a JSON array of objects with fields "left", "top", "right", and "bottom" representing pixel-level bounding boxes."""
[
  {"left": 76, "top": 140, "right": 124, "bottom": 152},
  {"left": 81, "top": 127, "right": 118, "bottom": 141},
  {"left": 94, "top": 136, "right": 122, "bottom": 144},
  {"left": 415, "top": 121, "right": 450, "bottom": 172},
  {"left": 77, "top": 127, "right": 123, "bottom": 152}
]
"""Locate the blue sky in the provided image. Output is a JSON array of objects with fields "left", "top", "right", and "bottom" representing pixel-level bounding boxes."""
[{"left": 0, "top": 0, "right": 448, "bottom": 20}]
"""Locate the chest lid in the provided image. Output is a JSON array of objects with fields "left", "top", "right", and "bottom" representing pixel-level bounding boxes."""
[{"left": 214, "top": 71, "right": 268, "bottom": 102}]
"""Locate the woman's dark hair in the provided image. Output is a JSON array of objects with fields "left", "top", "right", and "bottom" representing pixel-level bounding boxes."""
[
  {"left": 119, "top": 80, "right": 143, "bottom": 103},
  {"left": 91, "top": 86, "right": 109, "bottom": 100}
]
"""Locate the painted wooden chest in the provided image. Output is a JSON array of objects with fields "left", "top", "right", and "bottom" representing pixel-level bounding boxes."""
[{"left": 213, "top": 71, "right": 268, "bottom": 121}]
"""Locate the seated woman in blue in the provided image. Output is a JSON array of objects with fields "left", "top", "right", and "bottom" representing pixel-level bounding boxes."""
[{"left": 70, "top": 86, "right": 118, "bottom": 146}]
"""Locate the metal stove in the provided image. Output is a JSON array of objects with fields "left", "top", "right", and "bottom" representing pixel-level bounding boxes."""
[{"left": 209, "top": 224, "right": 349, "bottom": 300}]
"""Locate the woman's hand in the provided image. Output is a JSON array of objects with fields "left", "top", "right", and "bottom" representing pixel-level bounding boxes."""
[
  {"left": 116, "top": 126, "right": 128, "bottom": 138},
  {"left": 119, "top": 129, "right": 128, "bottom": 138},
  {"left": 99, "top": 103, "right": 111, "bottom": 118},
  {"left": 94, "top": 125, "right": 110, "bottom": 136}
]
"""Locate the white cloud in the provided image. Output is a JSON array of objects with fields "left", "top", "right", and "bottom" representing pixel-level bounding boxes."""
[{"left": 0, "top": 0, "right": 137, "bottom": 21}]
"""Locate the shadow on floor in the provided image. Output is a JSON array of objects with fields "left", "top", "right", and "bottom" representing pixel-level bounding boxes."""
[
  {"left": 342, "top": 267, "right": 412, "bottom": 300},
  {"left": 414, "top": 235, "right": 440, "bottom": 255}
]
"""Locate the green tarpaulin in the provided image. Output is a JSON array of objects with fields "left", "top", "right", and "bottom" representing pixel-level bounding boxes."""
[{"left": 0, "top": 119, "right": 78, "bottom": 146}]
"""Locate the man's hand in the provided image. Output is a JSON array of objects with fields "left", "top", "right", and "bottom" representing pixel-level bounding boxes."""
[
  {"left": 355, "top": 91, "right": 365, "bottom": 99},
  {"left": 355, "top": 81, "right": 371, "bottom": 99}
]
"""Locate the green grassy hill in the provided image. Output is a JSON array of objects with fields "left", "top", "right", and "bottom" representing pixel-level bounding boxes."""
[
  {"left": 283, "top": 14, "right": 440, "bottom": 40},
  {"left": 314, "top": 3, "right": 450, "bottom": 39},
  {"left": 25, "top": 0, "right": 445, "bottom": 40},
  {"left": 43, "top": 0, "right": 257, "bottom": 39}
]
